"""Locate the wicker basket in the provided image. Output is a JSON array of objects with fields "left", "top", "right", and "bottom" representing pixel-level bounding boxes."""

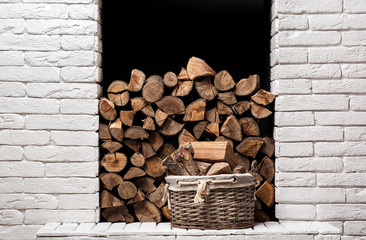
[{"left": 165, "top": 173, "right": 256, "bottom": 230}]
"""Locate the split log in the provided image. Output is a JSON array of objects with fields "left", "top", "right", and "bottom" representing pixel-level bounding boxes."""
[
  {"left": 234, "top": 74, "right": 260, "bottom": 96},
  {"left": 142, "top": 75, "right": 164, "bottom": 103},
  {"left": 155, "top": 109, "right": 168, "bottom": 128},
  {"left": 193, "top": 121, "right": 209, "bottom": 139},
  {"left": 101, "top": 190, "right": 125, "bottom": 208},
  {"left": 159, "top": 118, "right": 184, "bottom": 137},
  {"left": 214, "top": 70, "right": 235, "bottom": 91},
  {"left": 156, "top": 96, "right": 185, "bottom": 115},
  {"left": 236, "top": 137, "right": 264, "bottom": 158},
  {"left": 258, "top": 156, "right": 275, "bottom": 182},
  {"left": 133, "top": 200, "right": 162, "bottom": 222},
  {"left": 99, "top": 124, "right": 111, "bottom": 140},
  {"left": 120, "top": 110, "right": 134, "bottom": 127},
  {"left": 162, "top": 154, "right": 189, "bottom": 175},
  {"left": 124, "top": 139, "right": 140, "bottom": 152},
  {"left": 232, "top": 101, "right": 251, "bottom": 115},
  {"left": 124, "top": 126, "right": 149, "bottom": 140},
  {"left": 102, "top": 205, "right": 129, "bottom": 222},
  {"left": 251, "top": 101, "right": 272, "bottom": 119},
  {"left": 125, "top": 214, "right": 134, "bottom": 223},
  {"left": 218, "top": 91, "right": 237, "bottom": 105},
  {"left": 134, "top": 177, "right": 156, "bottom": 193},
  {"left": 232, "top": 152, "right": 250, "bottom": 171},
  {"left": 178, "top": 129, "right": 196, "bottom": 145},
  {"left": 186, "top": 56, "right": 216, "bottom": 80},
  {"left": 109, "top": 118, "right": 123, "bottom": 142},
  {"left": 131, "top": 152, "right": 145, "bottom": 167},
  {"left": 99, "top": 173, "right": 123, "bottom": 191},
  {"left": 220, "top": 115, "right": 243, "bottom": 142},
  {"left": 183, "top": 98, "right": 206, "bottom": 122},
  {"left": 193, "top": 161, "right": 212, "bottom": 175},
  {"left": 217, "top": 101, "right": 233, "bottom": 115},
  {"left": 107, "top": 80, "right": 129, "bottom": 107},
  {"left": 127, "top": 188, "right": 146, "bottom": 205},
  {"left": 256, "top": 180, "right": 275, "bottom": 207},
  {"left": 118, "top": 181, "right": 138, "bottom": 200},
  {"left": 163, "top": 71, "right": 178, "bottom": 88},
  {"left": 144, "top": 156, "right": 165, "bottom": 178},
  {"left": 177, "top": 67, "right": 189, "bottom": 80},
  {"left": 162, "top": 205, "right": 171, "bottom": 220},
  {"left": 142, "top": 117, "right": 156, "bottom": 131},
  {"left": 101, "top": 153, "right": 128, "bottom": 172},
  {"left": 207, "top": 162, "right": 232, "bottom": 176},
  {"left": 251, "top": 89, "right": 276, "bottom": 106},
  {"left": 172, "top": 80, "right": 193, "bottom": 97},
  {"left": 204, "top": 122, "right": 220, "bottom": 138},
  {"left": 148, "top": 132, "right": 164, "bottom": 152},
  {"left": 128, "top": 69, "right": 146, "bottom": 92},
  {"left": 205, "top": 107, "right": 219, "bottom": 123},
  {"left": 254, "top": 210, "right": 271, "bottom": 222},
  {"left": 101, "top": 141, "right": 123, "bottom": 153},
  {"left": 175, "top": 148, "right": 199, "bottom": 176},
  {"left": 190, "top": 141, "right": 232, "bottom": 163},
  {"left": 233, "top": 165, "right": 247, "bottom": 174},
  {"left": 147, "top": 182, "right": 167, "bottom": 208},
  {"left": 158, "top": 143, "right": 176, "bottom": 160},
  {"left": 131, "top": 97, "right": 147, "bottom": 113},
  {"left": 215, "top": 136, "right": 234, "bottom": 149},
  {"left": 141, "top": 142, "right": 156, "bottom": 159},
  {"left": 240, "top": 117, "right": 260, "bottom": 136},
  {"left": 141, "top": 105, "right": 155, "bottom": 117},
  {"left": 99, "top": 97, "right": 117, "bottom": 121},
  {"left": 260, "top": 136, "right": 275, "bottom": 157},
  {"left": 124, "top": 167, "right": 146, "bottom": 180},
  {"left": 195, "top": 77, "right": 218, "bottom": 101}
]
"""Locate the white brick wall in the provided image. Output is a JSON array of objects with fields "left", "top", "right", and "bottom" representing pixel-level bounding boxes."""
[
  {"left": 272, "top": 0, "right": 366, "bottom": 238},
  {"left": 0, "top": 1, "right": 101, "bottom": 239}
]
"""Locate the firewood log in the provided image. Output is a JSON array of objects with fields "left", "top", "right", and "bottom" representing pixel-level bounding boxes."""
[
  {"left": 214, "top": 70, "right": 236, "bottom": 91},
  {"left": 215, "top": 136, "right": 234, "bottom": 149},
  {"left": 161, "top": 205, "right": 171, "bottom": 220},
  {"left": 256, "top": 180, "right": 275, "bottom": 207},
  {"left": 159, "top": 117, "right": 184, "bottom": 137},
  {"left": 183, "top": 98, "right": 206, "bottom": 122},
  {"left": 142, "top": 117, "right": 155, "bottom": 131},
  {"left": 260, "top": 136, "right": 275, "bottom": 157},
  {"left": 175, "top": 148, "right": 199, "bottom": 176},
  {"left": 148, "top": 132, "right": 164, "bottom": 152},
  {"left": 177, "top": 67, "right": 189, "bottom": 80},
  {"left": 186, "top": 56, "right": 216, "bottom": 80},
  {"left": 124, "top": 126, "right": 149, "bottom": 140},
  {"left": 233, "top": 165, "right": 247, "bottom": 174},
  {"left": 258, "top": 156, "right": 275, "bottom": 182},
  {"left": 99, "top": 173, "right": 123, "bottom": 191},
  {"left": 162, "top": 154, "right": 189, "bottom": 175},
  {"left": 156, "top": 96, "right": 185, "bottom": 115},
  {"left": 217, "top": 101, "right": 233, "bottom": 115},
  {"left": 240, "top": 117, "right": 260, "bottom": 136},
  {"left": 232, "top": 152, "right": 250, "bottom": 171},
  {"left": 250, "top": 101, "right": 272, "bottom": 119},
  {"left": 236, "top": 137, "right": 264, "bottom": 158},
  {"left": 99, "top": 97, "right": 117, "bottom": 121},
  {"left": 133, "top": 200, "right": 162, "bottom": 222},
  {"left": 101, "top": 153, "right": 128, "bottom": 172},
  {"left": 193, "top": 121, "right": 209, "bottom": 139},
  {"left": 101, "top": 141, "right": 123, "bottom": 153},
  {"left": 204, "top": 122, "right": 220, "bottom": 138},
  {"left": 124, "top": 167, "right": 146, "bottom": 180},
  {"left": 234, "top": 74, "right": 260, "bottom": 96},
  {"left": 251, "top": 89, "right": 276, "bottom": 106},
  {"left": 120, "top": 110, "right": 134, "bottom": 127},
  {"left": 178, "top": 129, "right": 196, "bottom": 145},
  {"left": 118, "top": 181, "right": 138, "bottom": 200},
  {"left": 207, "top": 162, "right": 232, "bottom": 176},
  {"left": 107, "top": 80, "right": 129, "bottom": 107},
  {"left": 127, "top": 188, "right": 146, "bottom": 205},
  {"left": 133, "top": 177, "right": 156, "bottom": 193},
  {"left": 102, "top": 205, "right": 129, "bottom": 222},
  {"left": 142, "top": 75, "right": 164, "bottom": 103},
  {"left": 194, "top": 77, "right": 218, "bottom": 101},
  {"left": 109, "top": 118, "right": 123, "bottom": 142},
  {"left": 147, "top": 182, "right": 167, "bottom": 208},
  {"left": 101, "top": 190, "right": 125, "bottom": 208},
  {"left": 158, "top": 143, "right": 176, "bottom": 160},
  {"left": 189, "top": 141, "right": 232, "bottom": 163},
  {"left": 141, "top": 142, "right": 156, "bottom": 159},
  {"left": 205, "top": 107, "right": 219, "bottom": 123},
  {"left": 99, "top": 124, "right": 111, "bottom": 140},
  {"left": 141, "top": 104, "right": 155, "bottom": 117},
  {"left": 220, "top": 115, "right": 243, "bottom": 142},
  {"left": 128, "top": 69, "right": 146, "bottom": 92},
  {"left": 144, "top": 156, "right": 165, "bottom": 178},
  {"left": 193, "top": 161, "right": 212, "bottom": 175},
  {"left": 163, "top": 71, "right": 178, "bottom": 88},
  {"left": 232, "top": 101, "right": 251, "bottom": 115},
  {"left": 131, "top": 152, "right": 145, "bottom": 167},
  {"left": 172, "top": 80, "right": 193, "bottom": 97},
  {"left": 131, "top": 97, "right": 147, "bottom": 114},
  {"left": 254, "top": 210, "right": 271, "bottom": 222},
  {"left": 125, "top": 214, "right": 134, "bottom": 223},
  {"left": 218, "top": 91, "right": 237, "bottom": 105},
  {"left": 155, "top": 108, "right": 168, "bottom": 128},
  {"left": 124, "top": 139, "right": 140, "bottom": 152}
]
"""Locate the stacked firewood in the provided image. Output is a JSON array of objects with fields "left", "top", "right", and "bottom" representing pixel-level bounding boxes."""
[{"left": 99, "top": 56, "right": 276, "bottom": 223}]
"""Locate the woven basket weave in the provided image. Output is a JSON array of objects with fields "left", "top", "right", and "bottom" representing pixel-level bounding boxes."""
[{"left": 165, "top": 173, "right": 256, "bottom": 230}]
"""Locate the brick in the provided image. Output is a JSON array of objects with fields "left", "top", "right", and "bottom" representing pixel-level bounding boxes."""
[
  {"left": 278, "top": 15, "right": 308, "bottom": 30},
  {"left": 61, "top": 35, "right": 95, "bottom": 51},
  {"left": 270, "top": 35, "right": 278, "bottom": 52},
  {"left": 0, "top": 35, "right": 59, "bottom": 51},
  {"left": 51, "top": 131, "right": 98, "bottom": 146},
  {"left": 23, "top": 178, "right": 98, "bottom": 194},
  {"left": 0, "top": 162, "right": 44, "bottom": 177},
  {"left": 275, "top": 126, "right": 343, "bottom": 142},
  {"left": 0, "top": 82, "right": 25, "bottom": 97},
  {"left": 344, "top": 157, "right": 366, "bottom": 172},
  {"left": 276, "top": 173, "right": 316, "bottom": 186},
  {"left": 0, "top": 114, "right": 24, "bottom": 129},
  {"left": 278, "top": 0, "right": 342, "bottom": 13},
  {"left": 271, "top": 19, "right": 278, "bottom": 37},
  {"left": 0, "top": 51, "right": 23, "bottom": 66},
  {"left": 60, "top": 99, "right": 98, "bottom": 114},
  {"left": 0, "top": 210, "right": 23, "bottom": 225},
  {"left": 343, "top": 31, "right": 366, "bottom": 46},
  {"left": 61, "top": 66, "right": 99, "bottom": 82},
  {"left": 344, "top": 221, "right": 366, "bottom": 235},
  {"left": 277, "top": 48, "right": 308, "bottom": 63},
  {"left": 0, "top": 130, "right": 50, "bottom": 145},
  {"left": 270, "top": 49, "right": 278, "bottom": 67},
  {"left": 309, "top": 14, "right": 366, "bottom": 30},
  {"left": 0, "top": 178, "right": 23, "bottom": 193},
  {"left": 313, "top": 80, "right": 366, "bottom": 94},
  {"left": 0, "top": 4, "right": 68, "bottom": 19},
  {"left": 345, "top": 0, "right": 366, "bottom": 13},
  {"left": 0, "top": 146, "right": 23, "bottom": 161},
  {"left": 346, "top": 188, "right": 366, "bottom": 203},
  {"left": 0, "top": 225, "right": 41, "bottom": 240},
  {"left": 273, "top": 64, "right": 341, "bottom": 79},
  {"left": 25, "top": 115, "right": 98, "bottom": 130},
  {"left": 274, "top": 112, "right": 314, "bottom": 126},
  {"left": 309, "top": 47, "right": 366, "bottom": 63},
  {"left": 58, "top": 194, "right": 98, "bottom": 209},
  {"left": 272, "top": 79, "right": 312, "bottom": 94},
  {"left": 26, "top": 20, "right": 97, "bottom": 35},
  {"left": 246, "top": 236, "right": 313, "bottom": 240},
  {"left": 45, "top": 162, "right": 97, "bottom": 177},
  {"left": 342, "top": 64, "right": 366, "bottom": 78},
  {"left": 25, "top": 51, "right": 95, "bottom": 67},
  {"left": 278, "top": 31, "right": 341, "bottom": 46},
  {"left": 351, "top": 96, "right": 366, "bottom": 110},
  {"left": 0, "top": 19, "right": 24, "bottom": 34},
  {"left": 0, "top": 194, "right": 58, "bottom": 209},
  {"left": 67, "top": 4, "right": 98, "bottom": 20},
  {"left": 318, "top": 173, "right": 366, "bottom": 187},
  {"left": 317, "top": 204, "right": 366, "bottom": 220},
  {"left": 341, "top": 237, "right": 366, "bottom": 240},
  {"left": 24, "top": 146, "right": 98, "bottom": 162},
  {"left": 315, "top": 112, "right": 366, "bottom": 125},
  {"left": 277, "top": 188, "right": 345, "bottom": 203},
  {"left": 0, "top": 66, "right": 60, "bottom": 82},
  {"left": 315, "top": 142, "right": 366, "bottom": 156},
  {"left": 345, "top": 127, "right": 366, "bottom": 141},
  {"left": 276, "top": 204, "right": 315, "bottom": 220},
  {"left": 25, "top": 210, "right": 95, "bottom": 224},
  {"left": 276, "top": 95, "right": 348, "bottom": 111},
  {"left": 277, "top": 157, "right": 343, "bottom": 172},
  {"left": 26, "top": 83, "right": 98, "bottom": 99},
  {"left": 277, "top": 142, "right": 313, "bottom": 157},
  {"left": 315, "top": 236, "right": 340, "bottom": 240}
]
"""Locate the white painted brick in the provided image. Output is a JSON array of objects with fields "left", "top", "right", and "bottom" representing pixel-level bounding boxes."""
[
  {"left": 315, "top": 142, "right": 366, "bottom": 156},
  {"left": 58, "top": 194, "right": 98, "bottom": 209},
  {"left": 309, "top": 14, "right": 366, "bottom": 30},
  {"left": 0, "top": 114, "right": 24, "bottom": 129},
  {"left": 61, "top": 35, "right": 95, "bottom": 51},
  {"left": 25, "top": 115, "right": 98, "bottom": 130},
  {"left": 0, "top": 161, "right": 44, "bottom": 177},
  {"left": 276, "top": 173, "right": 316, "bottom": 186},
  {"left": 0, "top": 19, "right": 24, "bottom": 34},
  {"left": 26, "top": 20, "right": 97, "bottom": 35},
  {"left": 309, "top": 47, "right": 366, "bottom": 63},
  {"left": 51, "top": 131, "right": 98, "bottom": 146},
  {"left": 271, "top": 19, "right": 278, "bottom": 37},
  {"left": 277, "top": 142, "right": 313, "bottom": 157},
  {"left": 271, "top": 79, "right": 312, "bottom": 94},
  {"left": 313, "top": 80, "right": 366, "bottom": 94},
  {"left": 345, "top": 127, "right": 366, "bottom": 141},
  {"left": 0, "top": 194, "right": 58, "bottom": 209},
  {"left": 276, "top": 95, "right": 348, "bottom": 111},
  {"left": 0, "top": 178, "right": 23, "bottom": 193},
  {"left": 343, "top": 31, "right": 366, "bottom": 46},
  {"left": 25, "top": 210, "right": 95, "bottom": 224},
  {"left": 277, "top": 157, "right": 343, "bottom": 172},
  {"left": 270, "top": 35, "right": 278, "bottom": 52},
  {"left": 0, "top": 82, "right": 25, "bottom": 97},
  {"left": 274, "top": 126, "right": 343, "bottom": 142},
  {"left": 277, "top": 48, "right": 308, "bottom": 63},
  {"left": 0, "top": 146, "right": 23, "bottom": 161},
  {"left": 24, "top": 0, "right": 93, "bottom": 3},
  {"left": 45, "top": 162, "right": 97, "bottom": 177},
  {"left": 315, "top": 112, "right": 366, "bottom": 125},
  {"left": 0, "top": 51, "right": 23, "bottom": 66},
  {"left": 25, "top": 51, "right": 95, "bottom": 67},
  {"left": 342, "top": 64, "right": 366, "bottom": 78},
  {"left": 23, "top": 178, "right": 98, "bottom": 194},
  {"left": 278, "top": 0, "right": 342, "bottom": 13},
  {"left": 24, "top": 146, "right": 98, "bottom": 162},
  {"left": 344, "top": 157, "right": 366, "bottom": 173},
  {"left": 344, "top": 221, "right": 366, "bottom": 235},
  {"left": 317, "top": 204, "right": 366, "bottom": 220},
  {"left": 278, "top": 31, "right": 341, "bottom": 46},
  {"left": 279, "top": 15, "right": 308, "bottom": 30},
  {"left": 0, "top": 210, "right": 23, "bottom": 225},
  {"left": 0, "top": 34, "right": 59, "bottom": 51},
  {"left": 67, "top": 4, "right": 98, "bottom": 20},
  {"left": 61, "top": 66, "right": 98, "bottom": 82},
  {"left": 0, "top": 225, "right": 41, "bottom": 240},
  {"left": 344, "top": 0, "right": 366, "bottom": 13},
  {"left": 26, "top": 83, "right": 98, "bottom": 99},
  {"left": 0, "top": 4, "right": 68, "bottom": 19},
  {"left": 346, "top": 188, "right": 366, "bottom": 203},
  {"left": 274, "top": 112, "right": 314, "bottom": 126},
  {"left": 273, "top": 64, "right": 341, "bottom": 79},
  {"left": 341, "top": 237, "right": 366, "bottom": 240},
  {"left": 0, "top": 130, "right": 50, "bottom": 145},
  {"left": 270, "top": 49, "right": 278, "bottom": 67},
  {"left": 276, "top": 204, "right": 316, "bottom": 220},
  {"left": 277, "top": 188, "right": 345, "bottom": 203},
  {"left": 246, "top": 236, "right": 313, "bottom": 240},
  {"left": 0, "top": 66, "right": 60, "bottom": 82},
  {"left": 315, "top": 236, "right": 340, "bottom": 240},
  {"left": 60, "top": 99, "right": 98, "bottom": 114},
  {"left": 350, "top": 96, "right": 366, "bottom": 110},
  {"left": 318, "top": 173, "right": 366, "bottom": 187}
]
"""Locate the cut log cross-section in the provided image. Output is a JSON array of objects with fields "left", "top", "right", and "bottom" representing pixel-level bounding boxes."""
[
  {"left": 220, "top": 115, "right": 243, "bottom": 142},
  {"left": 163, "top": 71, "right": 178, "bottom": 88},
  {"left": 214, "top": 70, "right": 235, "bottom": 91},
  {"left": 99, "top": 97, "right": 117, "bottom": 121},
  {"left": 183, "top": 99, "right": 206, "bottom": 122},
  {"left": 195, "top": 77, "right": 218, "bottom": 101},
  {"left": 142, "top": 75, "right": 164, "bottom": 103},
  {"left": 186, "top": 56, "right": 216, "bottom": 80},
  {"left": 234, "top": 74, "right": 260, "bottom": 96},
  {"left": 108, "top": 80, "right": 129, "bottom": 107},
  {"left": 128, "top": 69, "right": 146, "bottom": 92},
  {"left": 101, "top": 153, "right": 128, "bottom": 173}
]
